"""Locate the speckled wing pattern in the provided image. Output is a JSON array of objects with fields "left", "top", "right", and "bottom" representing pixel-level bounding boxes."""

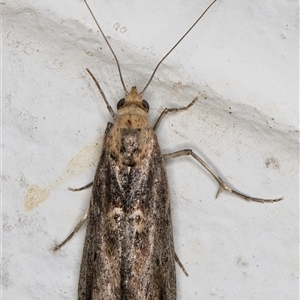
[{"left": 78, "top": 122, "right": 176, "bottom": 300}]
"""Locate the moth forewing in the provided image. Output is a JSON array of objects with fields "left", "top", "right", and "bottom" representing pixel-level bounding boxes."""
[{"left": 78, "top": 87, "right": 177, "bottom": 298}]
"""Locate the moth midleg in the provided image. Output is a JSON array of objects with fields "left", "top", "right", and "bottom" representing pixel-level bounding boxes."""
[
  {"left": 68, "top": 182, "right": 93, "bottom": 192},
  {"left": 163, "top": 150, "right": 283, "bottom": 203},
  {"left": 153, "top": 97, "right": 198, "bottom": 131},
  {"left": 54, "top": 202, "right": 90, "bottom": 251}
]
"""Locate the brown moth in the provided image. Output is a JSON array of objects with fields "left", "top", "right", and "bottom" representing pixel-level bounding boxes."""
[{"left": 54, "top": 0, "right": 283, "bottom": 299}]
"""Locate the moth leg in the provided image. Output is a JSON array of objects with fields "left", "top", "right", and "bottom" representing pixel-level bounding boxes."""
[
  {"left": 174, "top": 252, "right": 189, "bottom": 277},
  {"left": 163, "top": 149, "right": 283, "bottom": 203},
  {"left": 53, "top": 202, "right": 90, "bottom": 251},
  {"left": 86, "top": 68, "right": 116, "bottom": 120},
  {"left": 153, "top": 97, "right": 198, "bottom": 131},
  {"left": 68, "top": 182, "right": 93, "bottom": 192}
]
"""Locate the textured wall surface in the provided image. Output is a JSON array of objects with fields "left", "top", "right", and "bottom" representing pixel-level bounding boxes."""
[{"left": 3, "top": 0, "right": 298, "bottom": 299}]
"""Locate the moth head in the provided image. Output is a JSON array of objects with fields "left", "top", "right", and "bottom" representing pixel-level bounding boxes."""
[{"left": 117, "top": 87, "right": 149, "bottom": 113}]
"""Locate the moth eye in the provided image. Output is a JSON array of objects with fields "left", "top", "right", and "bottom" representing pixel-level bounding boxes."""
[
  {"left": 142, "top": 100, "right": 149, "bottom": 112},
  {"left": 117, "top": 98, "right": 125, "bottom": 109}
]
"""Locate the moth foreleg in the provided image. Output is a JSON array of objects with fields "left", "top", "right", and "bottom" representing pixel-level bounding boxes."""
[
  {"left": 163, "top": 149, "right": 283, "bottom": 203},
  {"left": 153, "top": 97, "right": 198, "bottom": 131},
  {"left": 86, "top": 68, "right": 116, "bottom": 120}
]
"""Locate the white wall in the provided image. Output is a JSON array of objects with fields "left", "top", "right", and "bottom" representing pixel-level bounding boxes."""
[{"left": 3, "top": 0, "right": 298, "bottom": 299}]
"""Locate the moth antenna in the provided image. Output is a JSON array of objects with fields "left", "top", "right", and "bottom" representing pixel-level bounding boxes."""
[
  {"left": 140, "top": 0, "right": 219, "bottom": 96},
  {"left": 84, "top": 0, "right": 129, "bottom": 95}
]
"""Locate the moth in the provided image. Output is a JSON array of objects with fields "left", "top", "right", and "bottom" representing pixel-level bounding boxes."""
[{"left": 54, "top": 0, "right": 283, "bottom": 299}]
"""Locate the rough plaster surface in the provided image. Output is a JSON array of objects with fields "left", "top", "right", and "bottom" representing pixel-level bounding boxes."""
[{"left": 2, "top": 0, "right": 299, "bottom": 299}]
